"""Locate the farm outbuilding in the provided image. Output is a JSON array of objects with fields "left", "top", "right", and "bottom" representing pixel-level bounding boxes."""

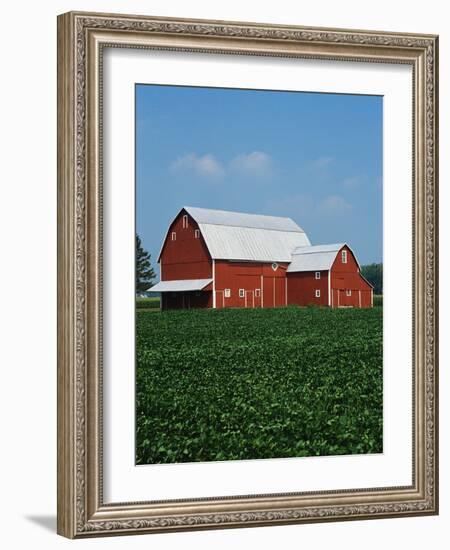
[{"left": 149, "top": 206, "right": 373, "bottom": 310}]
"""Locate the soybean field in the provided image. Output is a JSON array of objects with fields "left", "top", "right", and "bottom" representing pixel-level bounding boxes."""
[{"left": 136, "top": 306, "right": 382, "bottom": 464}]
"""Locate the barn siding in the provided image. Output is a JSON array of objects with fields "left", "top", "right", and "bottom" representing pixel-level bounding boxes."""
[
  {"left": 160, "top": 211, "right": 212, "bottom": 281},
  {"left": 287, "top": 271, "right": 329, "bottom": 306},
  {"left": 214, "top": 261, "right": 288, "bottom": 308},
  {"left": 330, "top": 245, "right": 373, "bottom": 308}
]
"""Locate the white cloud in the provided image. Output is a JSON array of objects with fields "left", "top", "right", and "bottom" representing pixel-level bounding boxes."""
[
  {"left": 170, "top": 150, "right": 274, "bottom": 181},
  {"left": 317, "top": 195, "right": 352, "bottom": 216},
  {"left": 267, "top": 193, "right": 351, "bottom": 221},
  {"left": 265, "top": 194, "right": 315, "bottom": 220},
  {"left": 170, "top": 153, "right": 224, "bottom": 178},
  {"left": 230, "top": 151, "right": 272, "bottom": 177},
  {"left": 302, "top": 156, "right": 334, "bottom": 184},
  {"left": 341, "top": 175, "right": 373, "bottom": 189},
  {"left": 310, "top": 156, "right": 334, "bottom": 169},
  {"left": 341, "top": 176, "right": 362, "bottom": 189}
]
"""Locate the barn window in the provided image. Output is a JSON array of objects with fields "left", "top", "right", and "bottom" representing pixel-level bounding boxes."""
[
  {"left": 271, "top": 262, "right": 278, "bottom": 271},
  {"left": 315, "top": 289, "right": 321, "bottom": 298},
  {"left": 315, "top": 271, "right": 321, "bottom": 279},
  {"left": 239, "top": 289, "right": 245, "bottom": 298},
  {"left": 171, "top": 232, "right": 176, "bottom": 241},
  {"left": 341, "top": 249, "right": 347, "bottom": 263},
  {"left": 346, "top": 289, "right": 352, "bottom": 296},
  {"left": 182, "top": 214, "right": 188, "bottom": 228},
  {"left": 255, "top": 288, "right": 261, "bottom": 298},
  {"left": 194, "top": 229, "right": 200, "bottom": 239},
  {"left": 224, "top": 289, "right": 231, "bottom": 298}
]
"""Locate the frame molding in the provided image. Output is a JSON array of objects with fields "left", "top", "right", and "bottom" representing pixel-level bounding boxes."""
[{"left": 57, "top": 11, "right": 438, "bottom": 538}]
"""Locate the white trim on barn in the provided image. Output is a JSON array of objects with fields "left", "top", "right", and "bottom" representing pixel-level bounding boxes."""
[
  {"left": 328, "top": 270, "right": 331, "bottom": 307},
  {"left": 261, "top": 275, "right": 264, "bottom": 308},
  {"left": 212, "top": 259, "right": 216, "bottom": 309}
]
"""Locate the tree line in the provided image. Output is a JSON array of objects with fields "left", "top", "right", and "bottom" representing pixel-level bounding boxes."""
[
  {"left": 361, "top": 263, "right": 382, "bottom": 295},
  {"left": 136, "top": 234, "right": 156, "bottom": 293}
]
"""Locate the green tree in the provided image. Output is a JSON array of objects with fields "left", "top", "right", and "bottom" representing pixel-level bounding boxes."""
[
  {"left": 136, "top": 234, "right": 156, "bottom": 293},
  {"left": 361, "top": 263, "right": 383, "bottom": 295}
]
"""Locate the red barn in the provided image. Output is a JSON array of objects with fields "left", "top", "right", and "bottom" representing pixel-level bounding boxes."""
[{"left": 150, "top": 206, "right": 373, "bottom": 310}]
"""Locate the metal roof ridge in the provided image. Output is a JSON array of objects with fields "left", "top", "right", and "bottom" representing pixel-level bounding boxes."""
[
  {"left": 184, "top": 205, "right": 303, "bottom": 229},
  {"left": 198, "top": 222, "right": 306, "bottom": 233},
  {"left": 184, "top": 204, "right": 295, "bottom": 221},
  {"left": 292, "top": 243, "right": 346, "bottom": 254}
]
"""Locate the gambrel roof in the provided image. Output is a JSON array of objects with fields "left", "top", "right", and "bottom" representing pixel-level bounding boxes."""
[
  {"left": 181, "top": 206, "right": 311, "bottom": 262},
  {"left": 287, "top": 243, "right": 359, "bottom": 272},
  {"left": 157, "top": 207, "right": 371, "bottom": 285},
  {"left": 184, "top": 206, "right": 304, "bottom": 232}
]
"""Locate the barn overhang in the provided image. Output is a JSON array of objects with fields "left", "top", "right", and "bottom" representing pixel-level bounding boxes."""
[{"left": 148, "top": 278, "right": 213, "bottom": 292}]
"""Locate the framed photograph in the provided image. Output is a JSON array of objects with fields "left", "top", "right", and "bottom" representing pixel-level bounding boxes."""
[{"left": 57, "top": 11, "right": 439, "bottom": 538}]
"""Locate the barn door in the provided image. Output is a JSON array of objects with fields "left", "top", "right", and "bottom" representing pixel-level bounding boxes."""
[
  {"left": 275, "top": 278, "right": 286, "bottom": 307},
  {"left": 245, "top": 290, "right": 255, "bottom": 308},
  {"left": 339, "top": 289, "right": 354, "bottom": 307},
  {"left": 215, "top": 290, "right": 225, "bottom": 309}
]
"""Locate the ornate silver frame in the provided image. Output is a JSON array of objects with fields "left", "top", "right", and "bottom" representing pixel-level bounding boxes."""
[{"left": 57, "top": 11, "right": 439, "bottom": 538}]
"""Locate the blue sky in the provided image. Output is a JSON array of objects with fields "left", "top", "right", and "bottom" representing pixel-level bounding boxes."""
[{"left": 136, "top": 84, "right": 382, "bottom": 272}]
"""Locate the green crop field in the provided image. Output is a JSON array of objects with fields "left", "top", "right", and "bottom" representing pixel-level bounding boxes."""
[
  {"left": 136, "top": 306, "right": 383, "bottom": 464},
  {"left": 136, "top": 296, "right": 160, "bottom": 310}
]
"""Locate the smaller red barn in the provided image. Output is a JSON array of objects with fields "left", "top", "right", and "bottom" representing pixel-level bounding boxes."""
[{"left": 287, "top": 243, "right": 373, "bottom": 308}]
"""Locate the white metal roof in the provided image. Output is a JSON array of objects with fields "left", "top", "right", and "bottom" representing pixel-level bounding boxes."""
[
  {"left": 182, "top": 206, "right": 310, "bottom": 262},
  {"left": 199, "top": 225, "right": 309, "bottom": 262},
  {"left": 184, "top": 206, "right": 305, "bottom": 232},
  {"left": 287, "top": 244, "right": 346, "bottom": 272},
  {"left": 292, "top": 243, "right": 345, "bottom": 255},
  {"left": 148, "top": 278, "right": 213, "bottom": 292}
]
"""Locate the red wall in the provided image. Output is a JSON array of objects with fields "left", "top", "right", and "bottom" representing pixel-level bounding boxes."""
[
  {"left": 214, "top": 261, "right": 288, "bottom": 308},
  {"left": 331, "top": 288, "right": 372, "bottom": 308},
  {"left": 330, "top": 245, "right": 373, "bottom": 308},
  {"left": 160, "top": 211, "right": 212, "bottom": 281},
  {"left": 287, "top": 270, "right": 329, "bottom": 306}
]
